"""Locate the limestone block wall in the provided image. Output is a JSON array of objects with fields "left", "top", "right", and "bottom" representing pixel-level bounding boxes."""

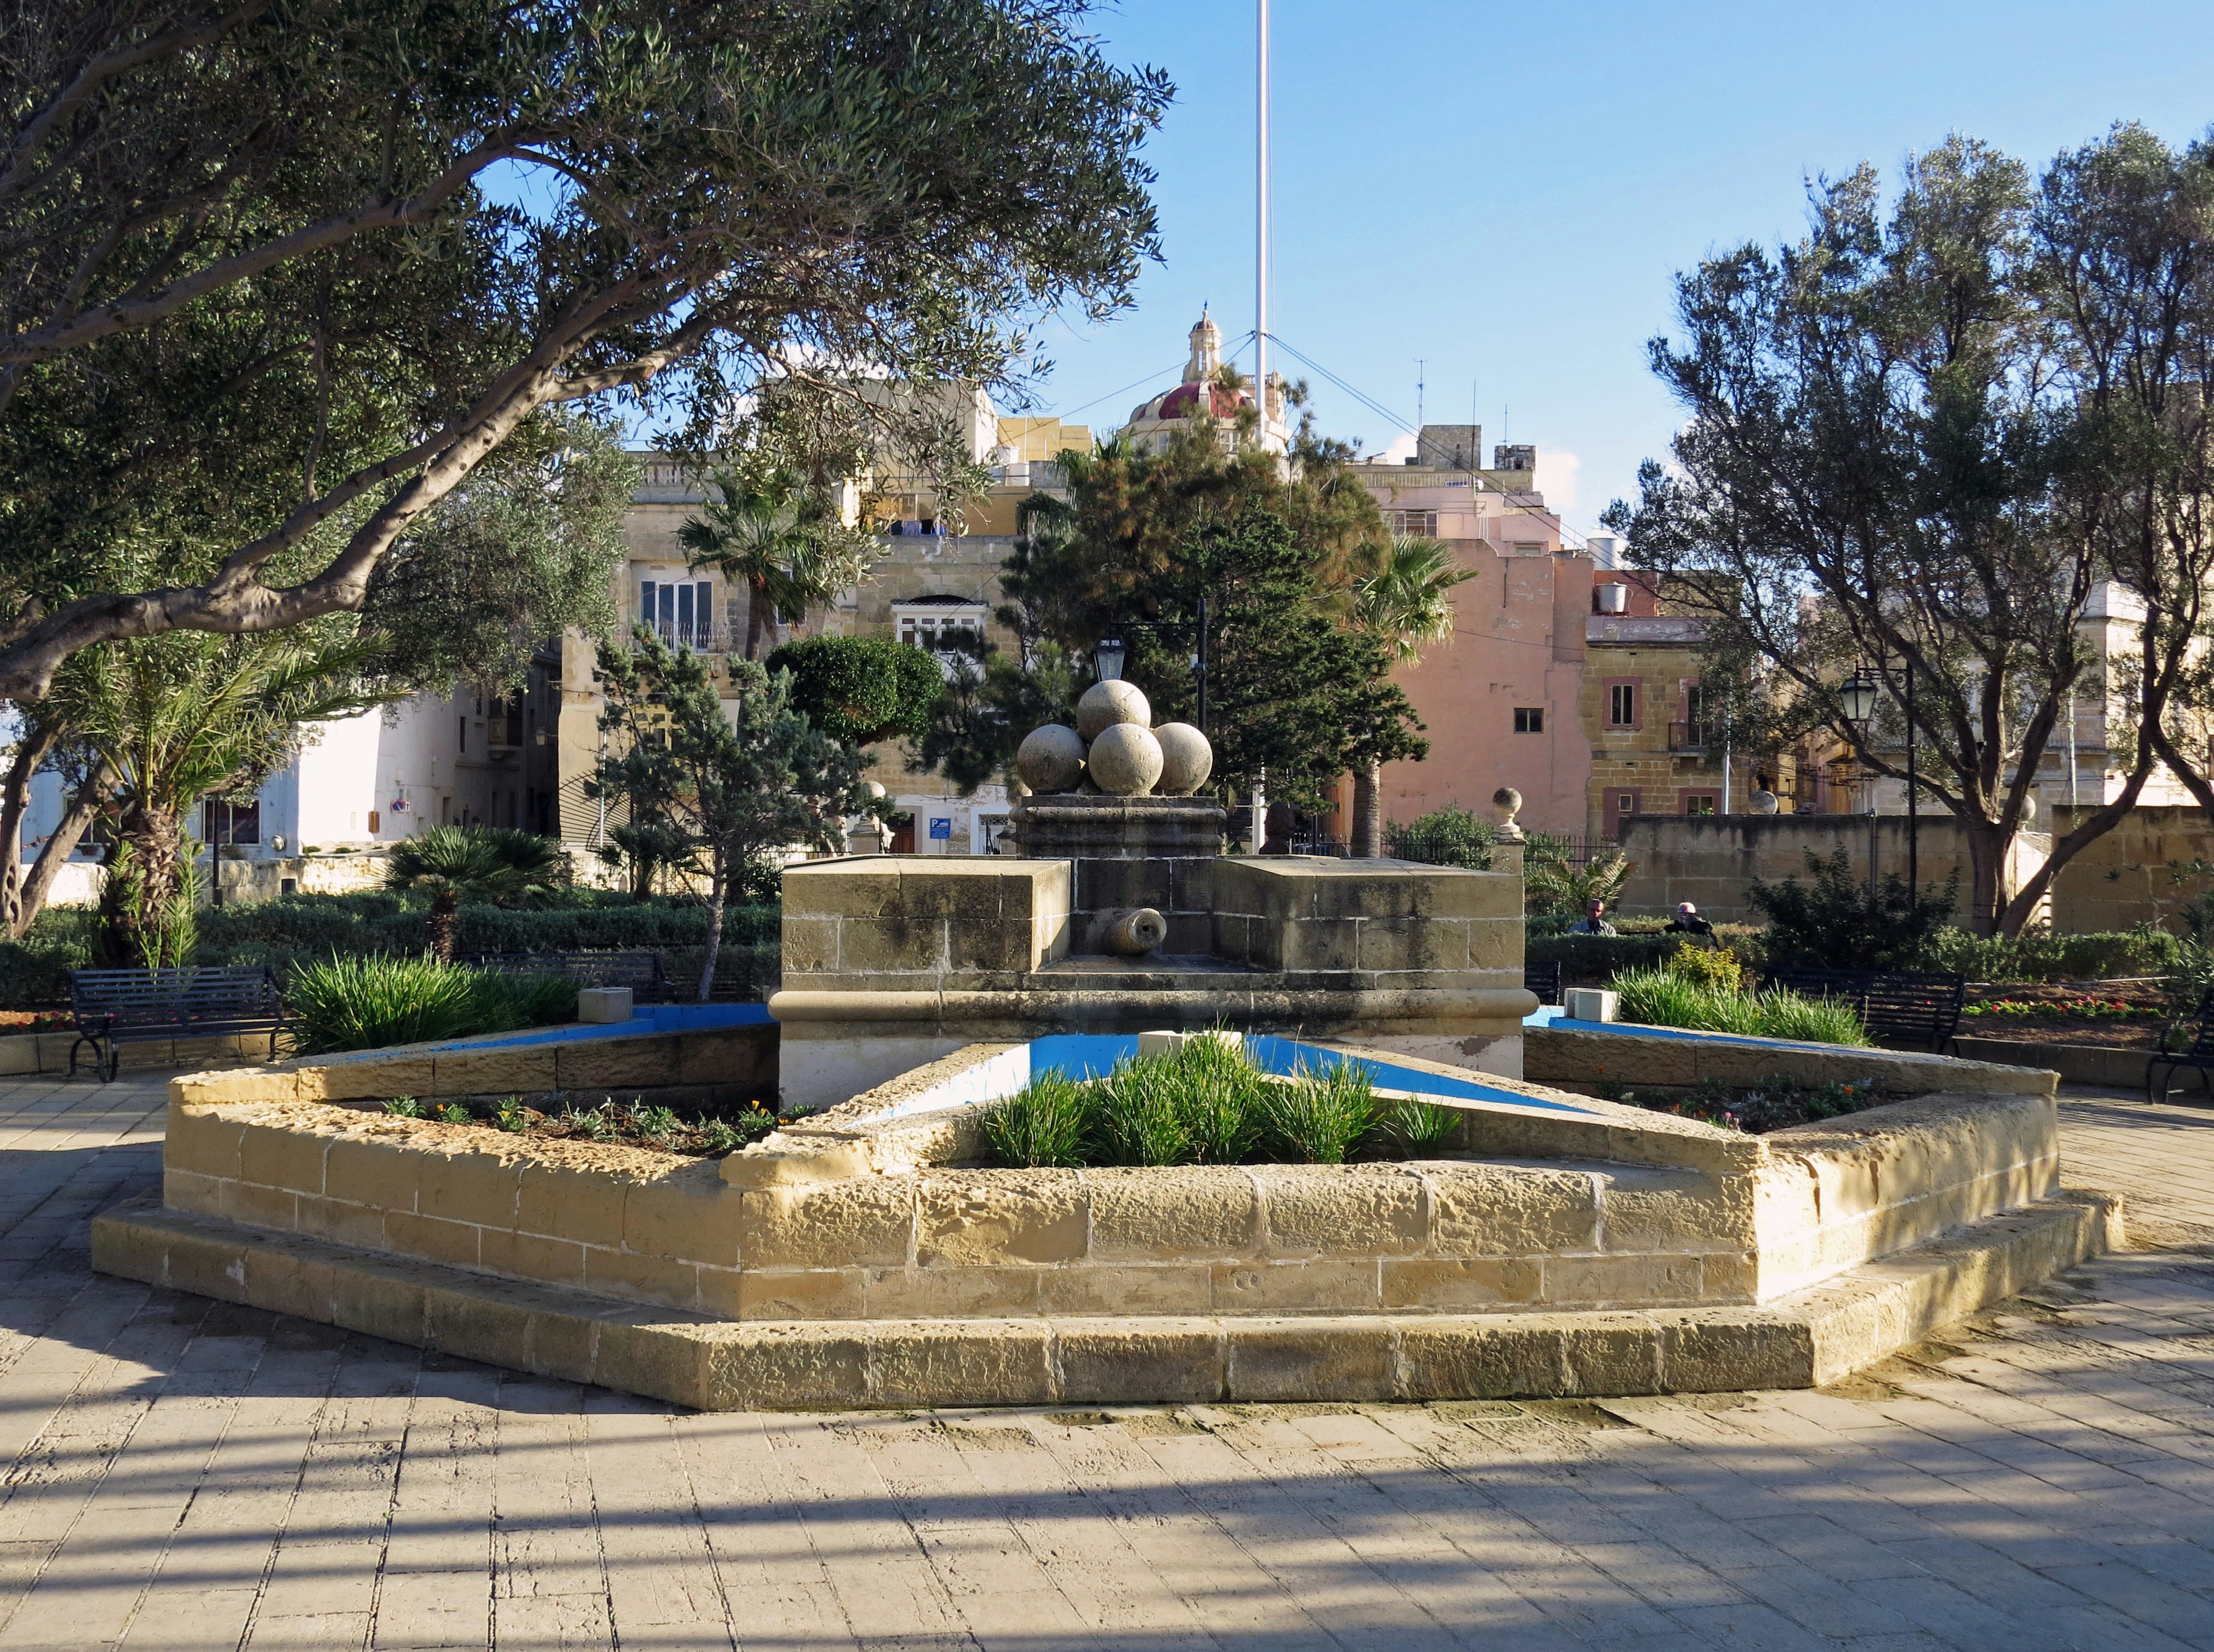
[
  {"left": 1208, "top": 857, "right": 1523, "bottom": 989},
  {"left": 157, "top": 1091, "right": 1765, "bottom": 1322},
  {"left": 780, "top": 858, "right": 1071, "bottom": 991}
]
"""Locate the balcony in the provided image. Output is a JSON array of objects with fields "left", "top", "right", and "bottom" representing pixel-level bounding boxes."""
[{"left": 1668, "top": 721, "right": 1715, "bottom": 755}]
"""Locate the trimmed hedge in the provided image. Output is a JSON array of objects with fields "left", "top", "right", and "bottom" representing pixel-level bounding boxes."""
[
  {"left": 1529, "top": 922, "right": 1767, "bottom": 986},
  {"left": 1923, "top": 925, "right": 2179, "bottom": 983},
  {"left": 0, "top": 893, "right": 782, "bottom": 1006}
]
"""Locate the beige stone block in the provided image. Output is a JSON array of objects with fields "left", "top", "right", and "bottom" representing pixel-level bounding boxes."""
[
  {"left": 524, "top": 1306, "right": 599, "bottom": 1385},
  {"left": 1256, "top": 1166, "right": 1425, "bottom": 1258},
  {"left": 383, "top": 1211, "right": 483, "bottom": 1269},
  {"left": 917, "top": 1170, "right": 1087, "bottom": 1266},
  {"left": 836, "top": 915, "right": 948, "bottom": 976},
  {"left": 624, "top": 1168, "right": 743, "bottom": 1269},
  {"left": 162, "top": 1167, "right": 228, "bottom": 1216},
  {"left": 423, "top": 1283, "right": 534, "bottom": 1375},
  {"left": 1397, "top": 1318, "right": 1570, "bottom": 1400},
  {"left": 166, "top": 1104, "right": 247, "bottom": 1179},
  {"left": 1697, "top": 1252, "right": 1759, "bottom": 1302},
  {"left": 863, "top": 1265, "right": 1041, "bottom": 1319},
  {"left": 705, "top": 1325, "right": 871, "bottom": 1410},
  {"left": 1056, "top": 1322, "right": 1225, "bottom": 1404},
  {"left": 302, "top": 1055, "right": 435, "bottom": 1103},
  {"left": 675, "top": 1026, "right": 774, "bottom": 1088},
  {"left": 415, "top": 1145, "right": 525, "bottom": 1229},
  {"left": 237, "top": 1120, "right": 330, "bottom": 1197},
  {"left": 732, "top": 1267, "right": 865, "bottom": 1322},
  {"left": 326, "top": 1266, "right": 428, "bottom": 1348},
  {"left": 1466, "top": 919, "right": 1524, "bottom": 972},
  {"left": 479, "top": 1228, "right": 587, "bottom": 1287},
  {"left": 1596, "top": 1166, "right": 1747, "bottom": 1253},
  {"left": 1211, "top": 1258, "right": 1379, "bottom": 1315},
  {"left": 556, "top": 1036, "right": 679, "bottom": 1091},
  {"left": 89, "top": 1210, "right": 169, "bottom": 1286},
  {"left": 584, "top": 1246, "right": 699, "bottom": 1311},
  {"left": 1381, "top": 1257, "right": 1542, "bottom": 1311},
  {"left": 1543, "top": 1254, "right": 1704, "bottom": 1308},
  {"left": 1557, "top": 1314, "right": 1668, "bottom": 1395},
  {"left": 946, "top": 918, "right": 1031, "bottom": 975},
  {"left": 295, "top": 1194, "right": 387, "bottom": 1251},
  {"left": 1226, "top": 1319, "right": 1392, "bottom": 1402},
  {"left": 781, "top": 914, "right": 841, "bottom": 975},
  {"left": 223, "top": 1179, "right": 300, "bottom": 1233},
  {"left": 592, "top": 1317, "right": 709, "bottom": 1411},
  {"left": 323, "top": 1136, "right": 423, "bottom": 1216},
  {"left": 784, "top": 862, "right": 906, "bottom": 919},
  {"left": 1656, "top": 1312, "right": 1813, "bottom": 1392},
  {"left": 870, "top": 1323, "right": 1054, "bottom": 1407},
  {"left": 1084, "top": 1167, "right": 1259, "bottom": 1261},
  {"left": 1426, "top": 1164, "right": 1599, "bottom": 1255},
  {"left": 737, "top": 1178, "right": 914, "bottom": 1269},
  {"left": 1277, "top": 919, "right": 1360, "bottom": 974},
  {"left": 1360, "top": 916, "right": 1470, "bottom": 975},
  {"left": 517, "top": 1161, "right": 633, "bottom": 1248},
  {"left": 1039, "top": 1263, "right": 1214, "bottom": 1317},
  {"left": 430, "top": 1046, "right": 558, "bottom": 1096}
]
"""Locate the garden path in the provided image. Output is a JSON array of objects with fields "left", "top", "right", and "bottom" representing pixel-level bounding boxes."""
[{"left": 0, "top": 1069, "right": 2205, "bottom": 1649}]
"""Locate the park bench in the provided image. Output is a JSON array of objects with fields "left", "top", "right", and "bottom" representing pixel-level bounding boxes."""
[
  {"left": 461, "top": 949, "right": 672, "bottom": 1005},
  {"left": 2146, "top": 987, "right": 2214, "bottom": 1103},
  {"left": 67, "top": 966, "right": 285, "bottom": 1083},
  {"left": 1764, "top": 965, "right": 1967, "bottom": 1054},
  {"left": 1524, "top": 960, "right": 1562, "bottom": 1008}
]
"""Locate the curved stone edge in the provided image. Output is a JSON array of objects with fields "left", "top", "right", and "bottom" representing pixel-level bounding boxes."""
[{"left": 91, "top": 1189, "right": 2118, "bottom": 1410}]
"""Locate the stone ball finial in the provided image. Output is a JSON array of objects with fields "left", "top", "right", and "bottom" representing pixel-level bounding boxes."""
[
  {"left": 1750, "top": 789, "right": 1779, "bottom": 815},
  {"left": 1014, "top": 725, "right": 1086, "bottom": 794},
  {"left": 1491, "top": 785, "right": 1526, "bottom": 843},
  {"left": 1153, "top": 722, "right": 1213, "bottom": 795},
  {"left": 1076, "top": 679, "right": 1151, "bottom": 742},
  {"left": 1086, "top": 722, "right": 1165, "bottom": 795}
]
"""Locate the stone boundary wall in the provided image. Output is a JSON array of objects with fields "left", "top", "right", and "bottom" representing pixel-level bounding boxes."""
[
  {"left": 159, "top": 1093, "right": 1763, "bottom": 1322},
  {"left": 1526, "top": 1023, "right": 2058, "bottom": 1097},
  {"left": 192, "top": 1019, "right": 777, "bottom": 1108}
]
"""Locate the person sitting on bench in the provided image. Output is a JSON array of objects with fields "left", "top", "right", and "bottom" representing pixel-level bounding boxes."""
[
  {"left": 1567, "top": 898, "right": 1617, "bottom": 937},
  {"left": 1663, "top": 901, "right": 1716, "bottom": 944}
]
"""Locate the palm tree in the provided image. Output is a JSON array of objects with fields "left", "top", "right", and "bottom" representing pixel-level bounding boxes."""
[
  {"left": 383, "top": 824, "right": 566, "bottom": 961},
  {"left": 677, "top": 469, "right": 873, "bottom": 659},
  {"left": 1349, "top": 535, "right": 1474, "bottom": 856}
]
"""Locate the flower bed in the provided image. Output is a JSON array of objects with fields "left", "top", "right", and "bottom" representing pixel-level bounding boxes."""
[
  {"left": 1598, "top": 1073, "right": 1893, "bottom": 1134},
  {"left": 375, "top": 1091, "right": 782, "bottom": 1155}
]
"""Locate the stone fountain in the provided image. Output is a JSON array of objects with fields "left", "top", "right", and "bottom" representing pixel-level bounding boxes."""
[{"left": 771, "top": 687, "right": 1534, "bottom": 1109}]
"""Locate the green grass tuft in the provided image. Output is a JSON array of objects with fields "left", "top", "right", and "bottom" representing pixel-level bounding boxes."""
[
  {"left": 286, "top": 952, "right": 576, "bottom": 1054},
  {"left": 1380, "top": 1094, "right": 1463, "bottom": 1155},
  {"left": 1611, "top": 967, "right": 1866, "bottom": 1046},
  {"left": 1262, "top": 1061, "right": 1380, "bottom": 1164},
  {"left": 981, "top": 1073, "right": 1091, "bottom": 1168}
]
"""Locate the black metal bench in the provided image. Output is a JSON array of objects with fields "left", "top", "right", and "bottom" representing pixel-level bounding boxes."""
[
  {"left": 1524, "top": 960, "right": 1562, "bottom": 1007},
  {"left": 461, "top": 949, "right": 672, "bottom": 1004},
  {"left": 2147, "top": 987, "right": 2214, "bottom": 1103},
  {"left": 1765, "top": 966, "right": 1966, "bottom": 1054},
  {"left": 68, "top": 966, "right": 285, "bottom": 1082}
]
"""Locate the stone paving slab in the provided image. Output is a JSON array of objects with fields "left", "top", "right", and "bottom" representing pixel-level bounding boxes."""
[{"left": 0, "top": 1069, "right": 2206, "bottom": 1647}]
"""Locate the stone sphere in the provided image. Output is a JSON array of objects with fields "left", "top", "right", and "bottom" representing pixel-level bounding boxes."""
[
  {"left": 1014, "top": 724, "right": 1086, "bottom": 793},
  {"left": 1153, "top": 722, "right": 1213, "bottom": 795},
  {"left": 1086, "top": 722, "right": 1164, "bottom": 795},
  {"left": 1076, "top": 679, "right": 1151, "bottom": 742}
]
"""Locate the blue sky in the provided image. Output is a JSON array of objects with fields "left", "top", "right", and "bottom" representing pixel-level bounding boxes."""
[{"left": 1021, "top": 0, "right": 2214, "bottom": 540}]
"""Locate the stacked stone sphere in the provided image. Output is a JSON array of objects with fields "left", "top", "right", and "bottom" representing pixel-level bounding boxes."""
[{"left": 1014, "top": 682, "right": 1213, "bottom": 797}]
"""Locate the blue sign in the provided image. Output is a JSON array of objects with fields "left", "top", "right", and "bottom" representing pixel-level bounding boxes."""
[{"left": 928, "top": 816, "right": 952, "bottom": 840}]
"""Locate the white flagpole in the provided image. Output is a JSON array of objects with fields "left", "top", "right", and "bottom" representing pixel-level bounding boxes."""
[{"left": 1256, "top": 0, "right": 1270, "bottom": 414}]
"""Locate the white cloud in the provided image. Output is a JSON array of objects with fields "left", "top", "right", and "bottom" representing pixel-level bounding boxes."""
[
  {"left": 1377, "top": 430, "right": 1418, "bottom": 464},
  {"left": 1536, "top": 447, "right": 1581, "bottom": 512}
]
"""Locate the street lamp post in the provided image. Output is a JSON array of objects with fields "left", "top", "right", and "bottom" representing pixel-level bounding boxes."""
[
  {"left": 1093, "top": 638, "right": 1126, "bottom": 683},
  {"left": 1839, "top": 668, "right": 1880, "bottom": 896}
]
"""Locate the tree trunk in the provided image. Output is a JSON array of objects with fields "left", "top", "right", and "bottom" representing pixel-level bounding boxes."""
[
  {"left": 745, "top": 580, "right": 775, "bottom": 661},
  {"left": 426, "top": 889, "right": 461, "bottom": 961},
  {"left": 698, "top": 859, "right": 727, "bottom": 1003},
  {"left": 97, "top": 803, "right": 187, "bottom": 967},
  {"left": 1353, "top": 760, "right": 1383, "bottom": 858},
  {"left": 0, "top": 724, "right": 57, "bottom": 938}
]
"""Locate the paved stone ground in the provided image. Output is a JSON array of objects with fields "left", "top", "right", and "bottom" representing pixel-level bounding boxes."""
[{"left": 0, "top": 1071, "right": 2210, "bottom": 1650}]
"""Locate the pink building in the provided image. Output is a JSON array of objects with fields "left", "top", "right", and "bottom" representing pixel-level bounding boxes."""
[{"left": 1351, "top": 429, "right": 1598, "bottom": 836}]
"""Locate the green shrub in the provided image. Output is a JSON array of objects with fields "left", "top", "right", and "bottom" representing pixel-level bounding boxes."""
[
  {"left": 1924, "top": 925, "right": 2180, "bottom": 983},
  {"left": 286, "top": 954, "right": 577, "bottom": 1054},
  {"left": 1385, "top": 805, "right": 1493, "bottom": 869},
  {"left": 1091, "top": 1056, "right": 1193, "bottom": 1166},
  {"left": 1667, "top": 938, "right": 1743, "bottom": 991},
  {"left": 1381, "top": 1095, "right": 1463, "bottom": 1155},
  {"left": 765, "top": 634, "right": 946, "bottom": 746},
  {"left": 1611, "top": 967, "right": 1866, "bottom": 1046},
  {"left": 1262, "top": 1062, "right": 1379, "bottom": 1163},
  {"left": 1527, "top": 931, "right": 1681, "bottom": 983},
  {"left": 1171, "top": 1036, "right": 1270, "bottom": 1164},
  {"left": 1748, "top": 847, "right": 1956, "bottom": 970},
  {"left": 980, "top": 1072, "right": 1091, "bottom": 1168}
]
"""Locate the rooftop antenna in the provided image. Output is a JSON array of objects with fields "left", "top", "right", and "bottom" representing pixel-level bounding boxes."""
[{"left": 1255, "top": 0, "right": 1270, "bottom": 420}]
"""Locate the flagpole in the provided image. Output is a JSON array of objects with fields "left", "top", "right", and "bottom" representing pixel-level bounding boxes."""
[{"left": 1255, "top": 0, "right": 1270, "bottom": 409}]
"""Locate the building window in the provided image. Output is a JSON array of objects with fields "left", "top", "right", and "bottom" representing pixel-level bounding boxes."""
[
  {"left": 1387, "top": 509, "right": 1437, "bottom": 538},
  {"left": 895, "top": 603, "right": 986, "bottom": 674},
  {"left": 457, "top": 715, "right": 466, "bottom": 754},
  {"left": 1513, "top": 707, "right": 1545, "bottom": 734},
  {"left": 202, "top": 798, "right": 261, "bottom": 847},
  {"left": 1681, "top": 793, "right": 1719, "bottom": 816},
  {"left": 639, "top": 578, "right": 716, "bottom": 648},
  {"left": 1607, "top": 683, "right": 1637, "bottom": 728}
]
